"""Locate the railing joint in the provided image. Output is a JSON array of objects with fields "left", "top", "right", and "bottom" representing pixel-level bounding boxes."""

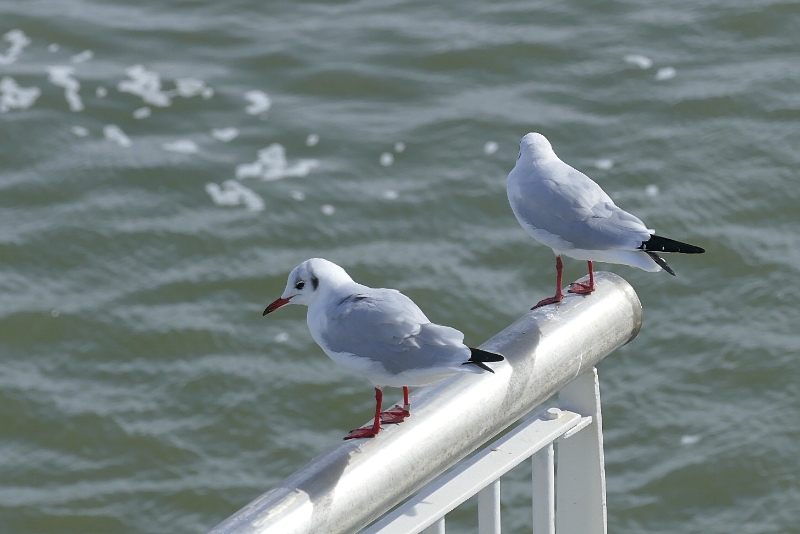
[{"left": 558, "top": 415, "right": 593, "bottom": 440}]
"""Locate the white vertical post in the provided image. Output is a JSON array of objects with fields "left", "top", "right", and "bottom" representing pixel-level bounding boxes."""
[
  {"left": 478, "top": 479, "right": 501, "bottom": 534},
  {"left": 532, "top": 443, "right": 555, "bottom": 534},
  {"left": 421, "top": 518, "right": 445, "bottom": 534},
  {"left": 556, "top": 367, "right": 607, "bottom": 534}
]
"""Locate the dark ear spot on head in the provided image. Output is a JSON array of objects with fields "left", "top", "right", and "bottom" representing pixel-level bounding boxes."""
[{"left": 311, "top": 276, "right": 319, "bottom": 290}]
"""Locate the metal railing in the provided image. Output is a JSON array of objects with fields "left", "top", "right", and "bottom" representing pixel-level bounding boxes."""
[
  {"left": 209, "top": 271, "right": 642, "bottom": 534},
  {"left": 364, "top": 369, "right": 604, "bottom": 534}
]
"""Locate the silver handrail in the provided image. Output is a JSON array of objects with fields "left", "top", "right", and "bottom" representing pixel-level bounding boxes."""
[{"left": 209, "top": 271, "right": 642, "bottom": 534}]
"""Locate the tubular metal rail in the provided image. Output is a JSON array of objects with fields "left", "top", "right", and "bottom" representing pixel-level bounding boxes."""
[{"left": 209, "top": 271, "right": 642, "bottom": 534}]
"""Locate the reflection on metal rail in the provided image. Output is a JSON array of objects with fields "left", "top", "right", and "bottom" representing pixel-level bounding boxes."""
[{"left": 209, "top": 272, "right": 642, "bottom": 534}]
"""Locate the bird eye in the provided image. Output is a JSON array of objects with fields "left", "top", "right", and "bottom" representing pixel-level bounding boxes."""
[{"left": 295, "top": 281, "right": 305, "bottom": 290}]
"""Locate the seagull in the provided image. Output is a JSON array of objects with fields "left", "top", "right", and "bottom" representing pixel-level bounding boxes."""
[
  {"left": 507, "top": 133, "right": 705, "bottom": 309},
  {"left": 263, "top": 258, "right": 504, "bottom": 439}
]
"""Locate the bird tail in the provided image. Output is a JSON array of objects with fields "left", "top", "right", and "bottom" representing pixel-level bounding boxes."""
[
  {"left": 464, "top": 348, "right": 505, "bottom": 373},
  {"left": 639, "top": 236, "right": 704, "bottom": 277},
  {"left": 640, "top": 235, "right": 705, "bottom": 254}
]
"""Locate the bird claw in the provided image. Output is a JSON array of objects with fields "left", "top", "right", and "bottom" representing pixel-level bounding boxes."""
[
  {"left": 568, "top": 282, "right": 594, "bottom": 295},
  {"left": 380, "top": 405, "right": 410, "bottom": 424},
  {"left": 344, "top": 425, "right": 381, "bottom": 440}
]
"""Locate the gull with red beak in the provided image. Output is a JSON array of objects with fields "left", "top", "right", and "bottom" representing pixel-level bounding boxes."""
[
  {"left": 507, "top": 133, "right": 705, "bottom": 309},
  {"left": 263, "top": 258, "right": 504, "bottom": 440}
]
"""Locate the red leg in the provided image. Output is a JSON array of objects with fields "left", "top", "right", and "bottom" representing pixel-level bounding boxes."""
[
  {"left": 380, "top": 386, "right": 411, "bottom": 424},
  {"left": 532, "top": 256, "right": 565, "bottom": 309},
  {"left": 345, "top": 387, "right": 383, "bottom": 439},
  {"left": 569, "top": 261, "right": 596, "bottom": 295}
]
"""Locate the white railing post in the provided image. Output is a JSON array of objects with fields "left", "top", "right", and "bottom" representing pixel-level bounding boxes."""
[
  {"left": 531, "top": 442, "right": 555, "bottom": 534},
  {"left": 478, "top": 479, "right": 501, "bottom": 534},
  {"left": 421, "top": 518, "right": 445, "bottom": 534},
  {"left": 555, "top": 368, "right": 607, "bottom": 534}
]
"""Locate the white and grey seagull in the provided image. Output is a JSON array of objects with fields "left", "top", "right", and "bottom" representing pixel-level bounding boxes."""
[
  {"left": 507, "top": 132, "right": 705, "bottom": 309},
  {"left": 263, "top": 258, "right": 504, "bottom": 440}
]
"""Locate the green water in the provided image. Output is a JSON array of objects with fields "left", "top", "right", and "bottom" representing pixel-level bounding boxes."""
[{"left": 1, "top": 0, "right": 799, "bottom": 532}]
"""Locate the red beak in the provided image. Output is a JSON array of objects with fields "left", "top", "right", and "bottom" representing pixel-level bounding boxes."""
[{"left": 263, "top": 296, "right": 292, "bottom": 316}]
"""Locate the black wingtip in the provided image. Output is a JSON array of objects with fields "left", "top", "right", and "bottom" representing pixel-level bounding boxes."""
[
  {"left": 466, "top": 360, "right": 495, "bottom": 373},
  {"left": 463, "top": 347, "right": 505, "bottom": 373},
  {"left": 646, "top": 251, "right": 676, "bottom": 276},
  {"left": 641, "top": 235, "right": 705, "bottom": 254},
  {"left": 469, "top": 347, "right": 505, "bottom": 362}
]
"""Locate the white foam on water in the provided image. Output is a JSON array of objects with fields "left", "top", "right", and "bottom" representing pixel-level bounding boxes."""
[
  {"left": 256, "top": 143, "right": 286, "bottom": 170},
  {"left": 118, "top": 65, "right": 171, "bottom": 107},
  {"left": 211, "top": 127, "right": 239, "bottom": 142},
  {"left": 260, "top": 144, "right": 318, "bottom": 180},
  {"left": 380, "top": 152, "right": 394, "bottom": 166},
  {"left": 594, "top": 158, "right": 614, "bottom": 170},
  {"left": 133, "top": 106, "right": 151, "bottom": 119},
  {"left": 71, "top": 125, "right": 89, "bottom": 137},
  {"left": 245, "top": 90, "right": 271, "bottom": 115},
  {"left": 235, "top": 162, "right": 262, "bottom": 180},
  {"left": 645, "top": 184, "right": 660, "bottom": 197},
  {"left": 103, "top": 124, "right": 132, "bottom": 147},
  {"left": 236, "top": 143, "right": 319, "bottom": 181},
  {"left": 174, "top": 77, "right": 207, "bottom": 98},
  {"left": 48, "top": 43, "right": 59, "bottom": 53},
  {"left": 0, "top": 76, "right": 41, "bottom": 112},
  {"left": 0, "top": 29, "right": 31, "bottom": 66},
  {"left": 47, "top": 66, "right": 84, "bottom": 112},
  {"left": 205, "top": 180, "right": 264, "bottom": 211},
  {"left": 95, "top": 86, "right": 108, "bottom": 98},
  {"left": 306, "top": 133, "right": 319, "bottom": 147},
  {"left": 624, "top": 54, "right": 653, "bottom": 69},
  {"left": 382, "top": 189, "right": 399, "bottom": 200},
  {"left": 655, "top": 67, "right": 676, "bottom": 81},
  {"left": 120, "top": 69, "right": 212, "bottom": 106},
  {"left": 70, "top": 50, "right": 94, "bottom": 64},
  {"left": 484, "top": 141, "right": 498, "bottom": 155},
  {"left": 162, "top": 139, "right": 199, "bottom": 154},
  {"left": 205, "top": 182, "right": 244, "bottom": 207},
  {"left": 680, "top": 435, "right": 700, "bottom": 445},
  {"left": 278, "top": 160, "right": 319, "bottom": 180},
  {"left": 394, "top": 141, "right": 405, "bottom": 153},
  {"left": 321, "top": 204, "right": 335, "bottom": 216},
  {"left": 290, "top": 190, "right": 306, "bottom": 201},
  {"left": 274, "top": 332, "right": 290, "bottom": 343}
]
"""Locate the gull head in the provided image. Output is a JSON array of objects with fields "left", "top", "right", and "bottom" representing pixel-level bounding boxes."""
[
  {"left": 263, "top": 258, "right": 353, "bottom": 314},
  {"left": 518, "top": 132, "right": 556, "bottom": 164}
]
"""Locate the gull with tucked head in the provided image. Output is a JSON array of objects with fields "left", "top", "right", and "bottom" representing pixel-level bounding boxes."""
[
  {"left": 264, "top": 258, "right": 504, "bottom": 439},
  {"left": 507, "top": 133, "right": 705, "bottom": 309}
]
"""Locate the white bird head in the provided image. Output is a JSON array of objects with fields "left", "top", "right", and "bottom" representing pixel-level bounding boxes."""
[
  {"left": 517, "top": 132, "right": 556, "bottom": 164},
  {"left": 263, "top": 258, "right": 353, "bottom": 314}
]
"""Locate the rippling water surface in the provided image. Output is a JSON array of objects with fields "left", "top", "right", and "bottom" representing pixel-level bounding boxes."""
[{"left": 2, "top": 0, "right": 799, "bottom": 532}]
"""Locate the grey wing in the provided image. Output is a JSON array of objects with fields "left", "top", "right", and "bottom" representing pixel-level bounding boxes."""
[
  {"left": 584, "top": 203, "right": 652, "bottom": 250},
  {"left": 322, "top": 290, "right": 468, "bottom": 374},
  {"left": 511, "top": 162, "right": 651, "bottom": 250}
]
